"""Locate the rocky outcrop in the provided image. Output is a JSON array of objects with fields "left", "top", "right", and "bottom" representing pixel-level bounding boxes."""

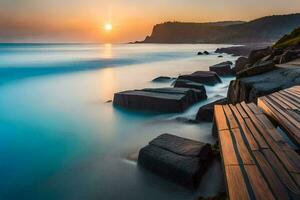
[
  {"left": 178, "top": 71, "right": 222, "bottom": 86},
  {"left": 215, "top": 44, "right": 270, "bottom": 56},
  {"left": 227, "top": 67, "right": 300, "bottom": 103},
  {"left": 232, "top": 57, "right": 249, "bottom": 74},
  {"left": 236, "top": 60, "right": 277, "bottom": 78},
  {"left": 152, "top": 76, "right": 173, "bottom": 82},
  {"left": 138, "top": 134, "right": 213, "bottom": 189},
  {"left": 248, "top": 47, "right": 272, "bottom": 65},
  {"left": 196, "top": 98, "right": 227, "bottom": 122},
  {"left": 113, "top": 87, "right": 207, "bottom": 113},
  {"left": 174, "top": 79, "right": 206, "bottom": 92},
  {"left": 209, "top": 61, "right": 233, "bottom": 76}
]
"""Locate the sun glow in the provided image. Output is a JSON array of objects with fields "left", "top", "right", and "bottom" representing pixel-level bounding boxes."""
[{"left": 104, "top": 23, "right": 113, "bottom": 31}]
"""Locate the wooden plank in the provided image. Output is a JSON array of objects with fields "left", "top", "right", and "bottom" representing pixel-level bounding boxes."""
[
  {"left": 253, "top": 151, "right": 289, "bottom": 200},
  {"left": 214, "top": 105, "right": 229, "bottom": 131},
  {"left": 244, "top": 165, "right": 275, "bottom": 200},
  {"left": 279, "top": 90, "right": 300, "bottom": 107},
  {"left": 236, "top": 103, "right": 248, "bottom": 118},
  {"left": 275, "top": 92, "right": 300, "bottom": 109},
  {"left": 269, "top": 93, "right": 291, "bottom": 109},
  {"left": 223, "top": 105, "right": 239, "bottom": 129},
  {"left": 262, "top": 149, "right": 300, "bottom": 195},
  {"left": 244, "top": 118, "right": 269, "bottom": 149},
  {"left": 225, "top": 165, "right": 250, "bottom": 200},
  {"left": 219, "top": 130, "right": 239, "bottom": 166},
  {"left": 232, "top": 128, "right": 255, "bottom": 165},
  {"left": 248, "top": 103, "right": 263, "bottom": 114},
  {"left": 230, "top": 104, "right": 259, "bottom": 151}
]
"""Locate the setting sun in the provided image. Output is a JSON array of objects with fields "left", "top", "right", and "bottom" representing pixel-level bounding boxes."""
[{"left": 104, "top": 23, "right": 112, "bottom": 31}]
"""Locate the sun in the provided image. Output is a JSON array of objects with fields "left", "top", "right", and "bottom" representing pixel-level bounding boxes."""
[{"left": 104, "top": 23, "right": 112, "bottom": 31}]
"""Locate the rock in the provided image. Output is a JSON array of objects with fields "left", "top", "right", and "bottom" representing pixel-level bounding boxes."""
[
  {"left": 196, "top": 98, "right": 227, "bottom": 122},
  {"left": 227, "top": 67, "right": 300, "bottom": 103},
  {"left": 138, "top": 134, "right": 212, "bottom": 189},
  {"left": 279, "top": 50, "right": 300, "bottom": 64},
  {"left": 106, "top": 100, "right": 112, "bottom": 103},
  {"left": 237, "top": 60, "right": 276, "bottom": 78},
  {"left": 178, "top": 71, "right": 222, "bottom": 86},
  {"left": 218, "top": 55, "right": 223, "bottom": 58},
  {"left": 152, "top": 76, "right": 173, "bottom": 82},
  {"left": 197, "top": 52, "right": 204, "bottom": 55},
  {"left": 248, "top": 47, "right": 272, "bottom": 65},
  {"left": 215, "top": 44, "right": 270, "bottom": 57},
  {"left": 209, "top": 61, "right": 233, "bottom": 76},
  {"left": 174, "top": 79, "right": 206, "bottom": 92},
  {"left": 113, "top": 87, "right": 207, "bottom": 113},
  {"left": 203, "top": 51, "right": 210, "bottom": 55},
  {"left": 232, "top": 57, "right": 249, "bottom": 74}
]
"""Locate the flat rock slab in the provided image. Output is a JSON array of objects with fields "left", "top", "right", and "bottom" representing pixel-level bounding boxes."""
[
  {"left": 174, "top": 79, "right": 206, "bottom": 92},
  {"left": 178, "top": 71, "right": 222, "bottom": 86},
  {"left": 138, "top": 134, "right": 212, "bottom": 189},
  {"left": 113, "top": 87, "right": 207, "bottom": 113},
  {"left": 209, "top": 61, "right": 233, "bottom": 76},
  {"left": 152, "top": 76, "right": 174, "bottom": 82}
]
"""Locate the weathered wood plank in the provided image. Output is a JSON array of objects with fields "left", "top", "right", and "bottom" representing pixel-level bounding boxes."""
[
  {"left": 245, "top": 165, "right": 275, "bottom": 200},
  {"left": 247, "top": 103, "right": 263, "bottom": 114},
  {"left": 275, "top": 92, "right": 299, "bottom": 109},
  {"left": 263, "top": 149, "right": 300, "bottom": 195},
  {"left": 225, "top": 165, "right": 250, "bottom": 200},
  {"left": 253, "top": 151, "right": 289, "bottom": 200},
  {"left": 279, "top": 90, "right": 300, "bottom": 107},
  {"left": 232, "top": 128, "right": 255, "bottom": 165},
  {"left": 244, "top": 117, "right": 269, "bottom": 149},
  {"left": 219, "top": 130, "right": 239, "bottom": 166},
  {"left": 223, "top": 105, "right": 239, "bottom": 129},
  {"left": 236, "top": 103, "right": 249, "bottom": 118},
  {"left": 230, "top": 104, "right": 259, "bottom": 151},
  {"left": 214, "top": 105, "right": 229, "bottom": 131}
]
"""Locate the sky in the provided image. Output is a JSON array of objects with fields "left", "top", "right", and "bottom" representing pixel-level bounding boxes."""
[{"left": 0, "top": 0, "right": 300, "bottom": 43}]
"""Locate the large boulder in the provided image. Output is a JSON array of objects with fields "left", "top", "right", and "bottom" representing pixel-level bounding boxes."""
[
  {"left": 236, "top": 60, "right": 276, "bottom": 78},
  {"left": 138, "top": 134, "right": 212, "bottom": 189},
  {"left": 232, "top": 57, "right": 249, "bottom": 74},
  {"left": 196, "top": 98, "right": 227, "bottom": 122},
  {"left": 209, "top": 61, "right": 233, "bottom": 76},
  {"left": 227, "top": 67, "right": 300, "bottom": 103},
  {"left": 248, "top": 47, "right": 272, "bottom": 65},
  {"left": 113, "top": 87, "right": 207, "bottom": 113},
  {"left": 178, "top": 71, "right": 222, "bottom": 86},
  {"left": 174, "top": 79, "right": 206, "bottom": 92},
  {"left": 279, "top": 50, "right": 300, "bottom": 64}
]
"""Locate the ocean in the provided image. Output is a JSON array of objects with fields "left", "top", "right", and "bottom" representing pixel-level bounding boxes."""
[{"left": 0, "top": 43, "right": 236, "bottom": 200}]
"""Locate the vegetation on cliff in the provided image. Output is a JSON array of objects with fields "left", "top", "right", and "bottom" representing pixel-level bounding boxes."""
[{"left": 274, "top": 27, "right": 300, "bottom": 49}]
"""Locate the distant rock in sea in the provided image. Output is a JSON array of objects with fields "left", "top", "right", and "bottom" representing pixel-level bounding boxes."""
[{"left": 178, "top": 71, "right": 222, "bottom": 86}]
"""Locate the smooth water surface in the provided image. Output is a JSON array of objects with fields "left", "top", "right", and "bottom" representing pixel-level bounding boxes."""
[{"left": 0, "top": 43, "right": 236, "bottom": 200}]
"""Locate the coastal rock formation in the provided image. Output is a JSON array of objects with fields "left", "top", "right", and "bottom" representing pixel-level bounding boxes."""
[
  {"left": 209, "top": 61, "right": 233, "bottom": 76},
  {"left": 236, "top": 60, "right": 276, "bottom": 78},
  {"left": 174, "top": 79, "right": 206, "bottom": 92},
  {"left": 152, "top": 76, "right": 173, "bottom": 82},
  {"left": 232, "top": 57, "right": 249, "bottom": 74},
  {"left": 215, "top": 44, "right": 270, "bottom": 56},
  {"left": 178, "top": 71, "right": 222, "bottom": 86},
  {"left": 138, "top": 134, "right": 212, "bottom": 189},
  {"left": 196, "top": 98, "right": 227, "bottom": 122},
  {"left": 227, "top": 67, "right": 300, "bottom": 103},
  {"left": 113, "top": 87, "right": 207, "bottom": 113}
]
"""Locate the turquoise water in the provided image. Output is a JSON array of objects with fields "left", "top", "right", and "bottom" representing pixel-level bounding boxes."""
[{"left": 0, "top": 43, "right": 236, "bottom": 200}]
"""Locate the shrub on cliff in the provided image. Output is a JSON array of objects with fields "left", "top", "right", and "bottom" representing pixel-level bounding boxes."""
[{"left": 273, "top": 27, "right": 300, "bottom": 49}]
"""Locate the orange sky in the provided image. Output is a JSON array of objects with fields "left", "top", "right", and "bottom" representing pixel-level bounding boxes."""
[{"left": 0, "top": 0, "right": 300, "bottom": 43}]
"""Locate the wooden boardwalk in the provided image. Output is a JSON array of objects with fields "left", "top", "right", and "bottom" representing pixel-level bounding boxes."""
[
  {"left": 214, "top": 100, "right": 300, "bottom": 199},
  {"left": 258, "top": 86, "right": 300, "bottom": 148}
]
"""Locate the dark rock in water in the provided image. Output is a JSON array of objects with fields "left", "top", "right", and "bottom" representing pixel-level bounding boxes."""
[
  {"left": 113, "top": 87, "right": 207, "bottom": 113},
  {"left": 138, "top": 134, "right": 212, "bottom": 189},
  {"left": 236, "top": 60, "right": 276, "bottom": 78},
  {"left": 209, "top": 61, "right": 233, "bottom": 76},
  {"left": 197, "top": 52, "right": 204, "bottom": 55},
  {"left": 232, "top": 57, "right": 249, "bottom": 74},
  {"left": 174, "top": 79, "right": 206, "bottom": 92},
  {"left": 279, "top": 50, "right": 300, "bottom": 64},
  {"left": 203, "top": 51, "right": 210, "bottom": 55},
  {"left": 106, "top": 100, "right": 112, "bottom": 103},
  {"left": 196, "top": 98, "right": 227, "bottom": 122},
  {"left": 218, "top": 55, "right": 223, "bottom": 58},
  {"left": 248, "top": 47, "right": 272, "bottom": 65},
  {"left": 178, "top": 71, "right": 222, "bottom": 86},
  {"left": 152, "top": 76, "right": 173, "bottom": 82},
  {"left": 227, "top": 67, "right": 300, "bottom": 103}
]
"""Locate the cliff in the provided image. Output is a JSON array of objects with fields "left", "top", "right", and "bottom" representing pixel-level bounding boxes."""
[{"left": 140, "top": 14, "right": 300, "bottom": 44}]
